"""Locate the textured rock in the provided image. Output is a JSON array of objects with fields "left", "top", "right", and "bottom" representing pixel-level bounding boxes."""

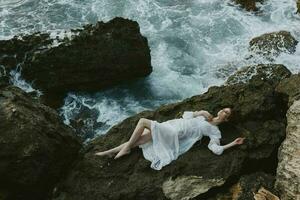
[
  {"left": 249, "top": 31, "right": 298, "bottom": 59},
  {"left": 21, "top": 17, "right": 152, "bottom": 93},
  {"left": 0, "top": 33, "right": 53, "bottom": 71},
  {"left": 68, "top": 106, "right": 102, "bottom": 140},
  {"left": 233, "top": 0, "right": 264, "bottom": 12},
  {"left": 235, "top": 172, "right": 276, "bottom": 200},
  {"left": 276, "top": 73, "right": 300, "bottom": 107},
  {"left": 52, "top": 64, "right": 290, "bottom": 200},
  {"left": 207, "top": 172, "right": 277, "bottom": 200},
  {"left": 162, "top": 176, "right": 225, "bottom": 200},
  {"left": 275, "top": 100, "right": 300, "bottom": 200},
  {"left": 297, "top": 0, "right": 300, "bottom": 13},
  {"left": 0, "top": 17, "right": 152, "bottom": 108},
  {"left": 0, "top": 85, "right": 82, "bottom": 199},
  {"left": 253, "top": 187, "right": 279, "bottom": 200},
  {"left": 225, "top": 64, "right": 291, "bottom": 86}
]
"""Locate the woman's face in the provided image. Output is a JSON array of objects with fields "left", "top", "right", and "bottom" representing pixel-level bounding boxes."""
[{"left": 217, "top": 108, "right": 231, "bottom": 121}]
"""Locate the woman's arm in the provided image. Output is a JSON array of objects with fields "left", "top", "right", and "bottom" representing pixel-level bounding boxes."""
[
  {"left": 182, "top": 110, "right": 212, "bottom": 120},
  {"left": 222, "top": 137, "right": 245, "bottom": 150},
  {"left": 208, "top": 137, "right": 245, "bottom": 155}
]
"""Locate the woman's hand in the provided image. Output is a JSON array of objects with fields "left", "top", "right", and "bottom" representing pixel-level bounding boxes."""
[{"left": 234, "top": 137, "right": 245, "bottom": 145}]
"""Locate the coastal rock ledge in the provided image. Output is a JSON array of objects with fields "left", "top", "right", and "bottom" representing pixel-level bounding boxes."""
[
  {"left": 0, "top": 85, "right": 82, "bottom": 199},
  {"left": 53, "top": 64, "right": 291, "bottom": 200}
]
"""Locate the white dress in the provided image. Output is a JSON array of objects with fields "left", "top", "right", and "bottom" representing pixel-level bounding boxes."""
[{"left": 138, "top": 111, "right": 224, "bottom": 170}]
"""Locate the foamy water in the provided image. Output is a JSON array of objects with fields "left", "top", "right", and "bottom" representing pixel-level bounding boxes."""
[{"left": 1, "top": 0, "right": 300, "bottom": 141}]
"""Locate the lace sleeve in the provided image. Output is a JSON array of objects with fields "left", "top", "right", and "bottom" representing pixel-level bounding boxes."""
[{"left": 208, "top": 137, "right": 224, "bottom": 155}]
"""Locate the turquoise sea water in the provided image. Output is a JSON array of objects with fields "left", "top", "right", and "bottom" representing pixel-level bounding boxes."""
[{"left": 1, "top": 0, "right": 300, "bottom": 141}]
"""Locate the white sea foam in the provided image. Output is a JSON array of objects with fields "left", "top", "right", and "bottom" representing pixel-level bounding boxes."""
[
  {"left": 0, "top": 0, "right": 26, "bottom": 8},
  {"left": 9, "top": 65, "right": 43, "bottom": 96},
  {"left": 1, "top": 0, "right": 300, "bottom": 140},
  {"left": 59, "top": 91, "right": 150, "bottom": 138}
]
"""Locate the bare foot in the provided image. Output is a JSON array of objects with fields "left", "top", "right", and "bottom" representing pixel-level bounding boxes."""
[
  {"left": 114, "top": 147, "right": 131, "bottom": 159},
  {"left": 95, "top": 151, "right": 115, "bottom": 158}
]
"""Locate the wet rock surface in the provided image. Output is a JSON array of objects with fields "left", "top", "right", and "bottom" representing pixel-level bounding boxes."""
[
  {"left": 233, "top": 0, "right": 264, "bottom": 12},
  {"left": 0, "top": 85, "right": 82, "bottom": 199},
  {"left": 225, "top": 64, "right": 291, "bottom": 86},
  {"left": 275, "top": 100, "right": 300, "bottom": 200},
  {"left": 52, "top": 64, "right": 291, "bottom": 200},
  {"left": 249, "top": 31, "right": 298, "bottom": 59},
  {"left": 68, "top": 106, "right": 103, "bottom": 140}
]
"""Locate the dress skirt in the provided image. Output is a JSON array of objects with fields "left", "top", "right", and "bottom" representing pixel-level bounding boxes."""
[{"left": 138, "top": 118, "right": 201, "bottom": 170}]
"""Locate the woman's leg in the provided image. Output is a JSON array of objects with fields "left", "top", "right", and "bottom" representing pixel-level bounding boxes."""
[
  {"left": 94, "top": 127, "right": 152, "bottom": 157},
  {"left": 114, "top": 118, "right": 152, "bottom": 159},
  {"left": 94, "top": 142, "right": 128, "bottom": 157},
  {"left": 132, "top": 129, "right": 152, "bottom": 147}
]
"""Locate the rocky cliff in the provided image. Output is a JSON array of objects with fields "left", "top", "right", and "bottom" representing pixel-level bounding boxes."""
[{"left": 52, "top": 64, "right": 291, "bottom": 200}]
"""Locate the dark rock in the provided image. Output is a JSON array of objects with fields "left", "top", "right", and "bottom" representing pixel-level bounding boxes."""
[
  {"left": 205, "top": 172, "right": 276, "bottom": 200},
  {"left": 0, "top": 32, "right": 53, "bottom": 71},
  {"left": 38, "top": 91, "right": 66, "bottom": 110},
  {"left": 0, "top": 75, "right": 10, "bottom": 88},
  {"left": 233, "top": 0, "right": 264, "bottom": 12},
  {"left": 0, "top": 75, "right": 9, "bottom": 88},
  {"left": 53, "top": 64, "right": 291, "bottom": 200},
  {"left": 235, "top": 172, "right": 276, "bottom": 200},
  {"left": 276, "top": 73, "right": 300, "bottom": 107},
  {"left": 298, "top": 0, "right": 300, "bottom": 13},
  {"left": 0, "top": 17, "right": 152, "bottom": 109},
  {"left": 0, "top": 66, "right": 10, "bottom": 87},
  {"left": 0, "top": 85, "right": 82, "bottom": 199},
  {"left": 69, "top": 106, "right": 103, "bottom": 140},
  {"left": 22, "top": 17, "right": 152, "bottom": 93},
  {"left": 249, "top": 31, "right": 298, "bottom": 59}
]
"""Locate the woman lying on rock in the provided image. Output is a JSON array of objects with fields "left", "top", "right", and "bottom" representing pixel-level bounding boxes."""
[{"left": 95, "top": 107, "right": 245, "bottom": 170}]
